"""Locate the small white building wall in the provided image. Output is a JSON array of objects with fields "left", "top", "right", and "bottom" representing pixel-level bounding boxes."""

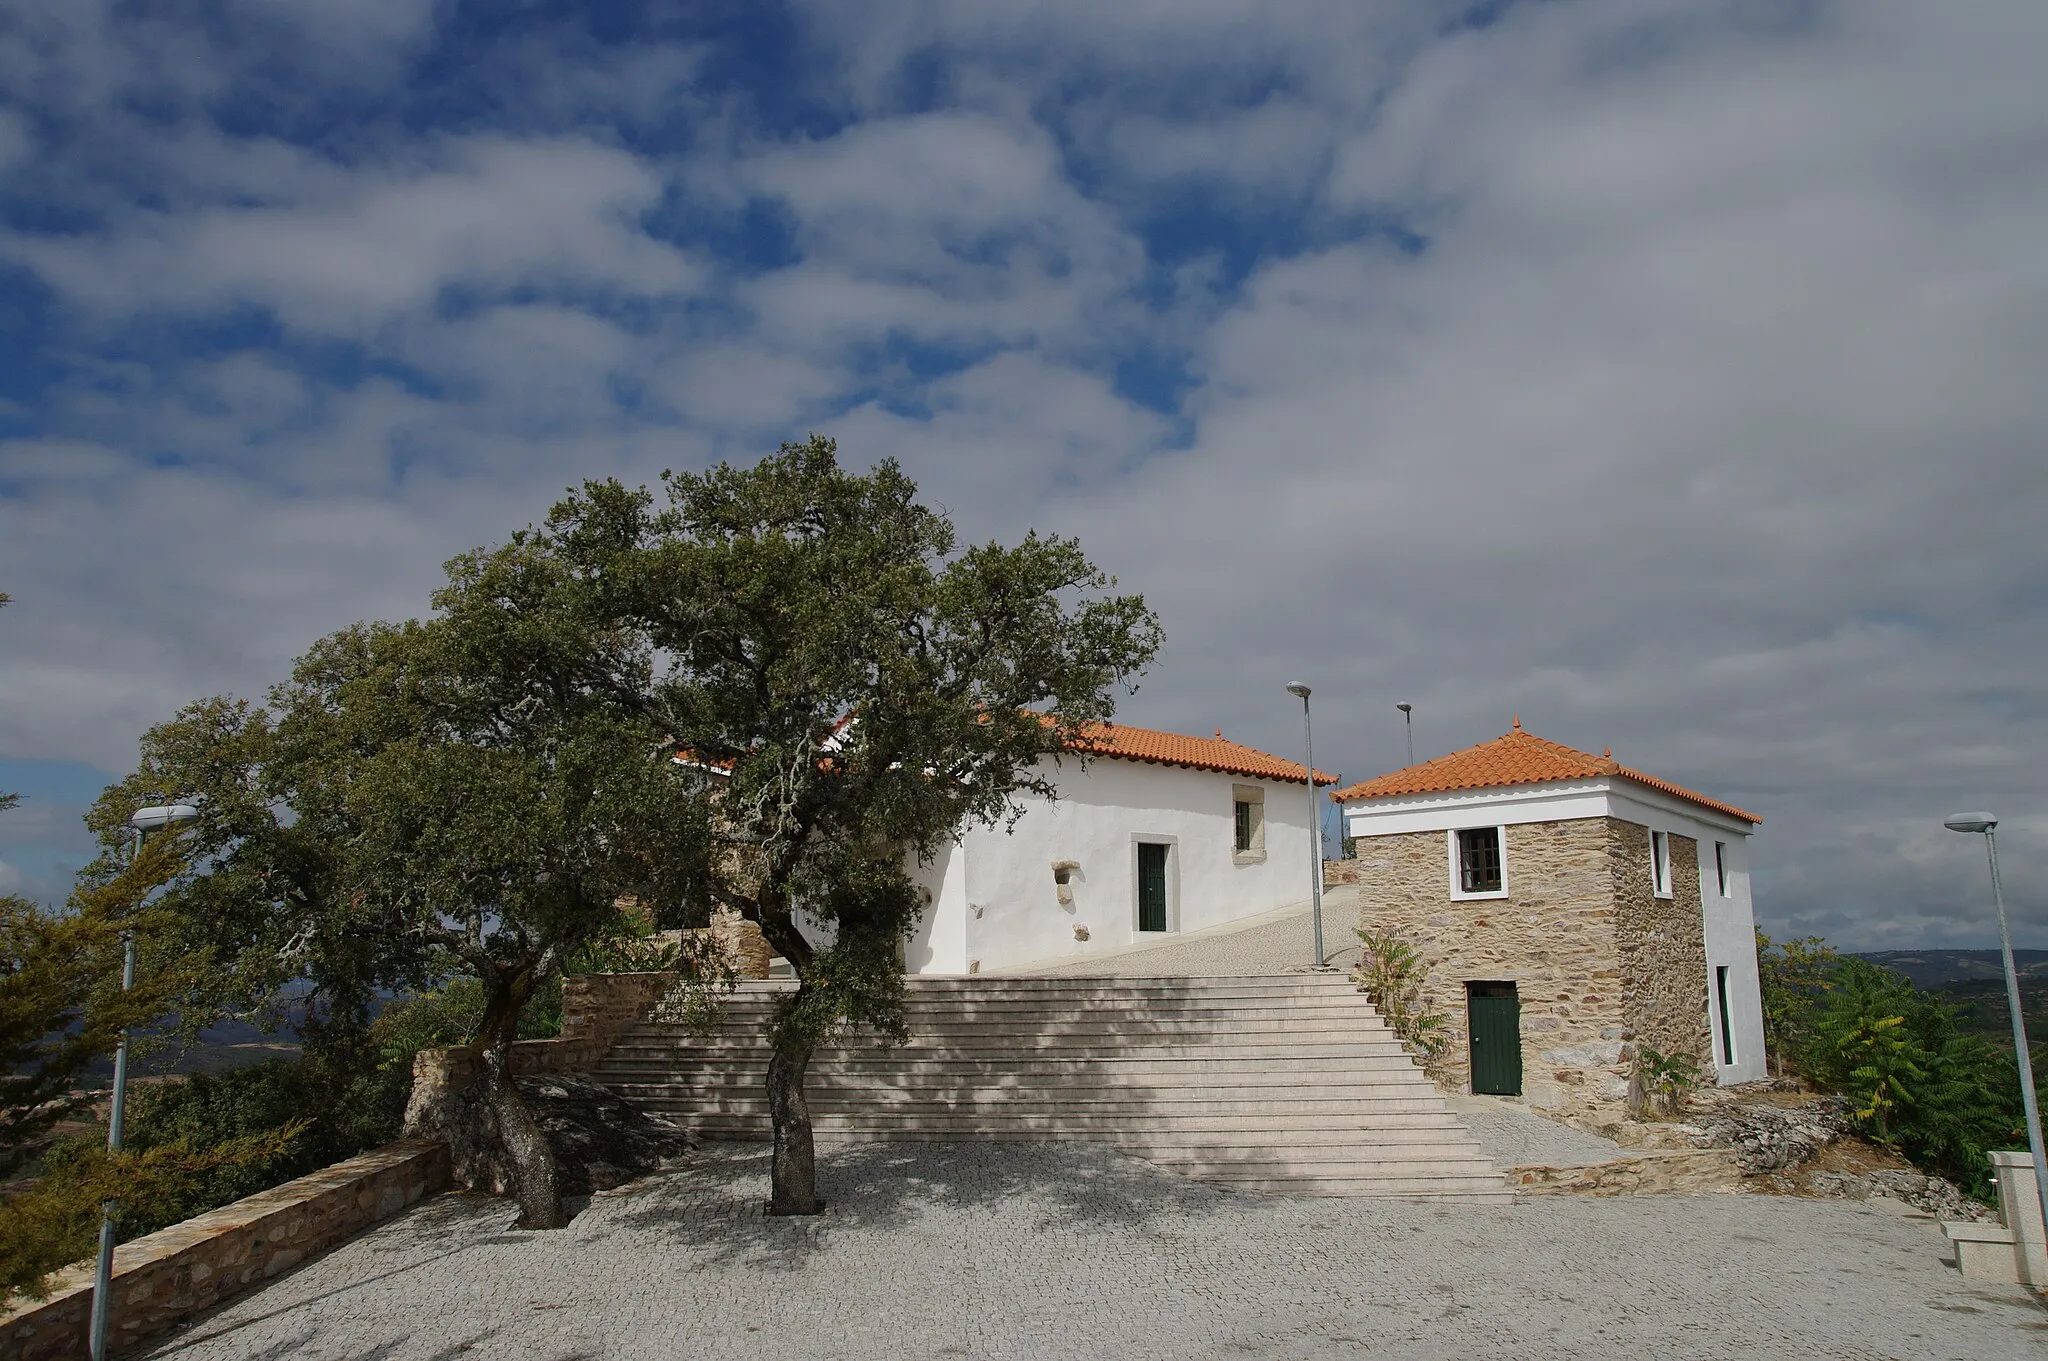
[
  {"left": 907, "top": 756, "right": 1317, "bottom": 974},
  {"left": 1342, "top": 777, "right": 1767, "bottom": 1085},
  {"left": 904, "top": 842, "right": 968, "bottom": 974}
]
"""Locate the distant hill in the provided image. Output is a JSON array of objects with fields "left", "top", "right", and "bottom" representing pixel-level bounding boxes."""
[{"left": 1857, "top": 949, "right": 2048, "bottom": 990}]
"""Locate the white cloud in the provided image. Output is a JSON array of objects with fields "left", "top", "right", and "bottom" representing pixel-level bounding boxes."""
[
  {"left": 8, "top": 138, "right": 696, "bottom": 335},
  {"left": 1, "top": 0, "right": 2045, "bottom": 949}
]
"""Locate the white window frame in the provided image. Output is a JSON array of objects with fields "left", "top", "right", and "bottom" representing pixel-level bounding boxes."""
[
  {"left": 1447, "top": 825, "right": 1509, "bottom": 901},
  {"left": 1230, "top": 784, "right": 1267, "bottom": 866},
  {"left": 1650, "top": 829, "right": 1673, "bottom": 899},
  {"left": 1713, "top": 840, "right": 1730, "bottom": 898}
]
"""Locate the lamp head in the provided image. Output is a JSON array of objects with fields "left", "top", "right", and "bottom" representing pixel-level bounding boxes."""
[
  {"left": 1285, "top": 681, "right": 1311, "bottom": 699},
  {"left": 130, "top": 803, "right": 202, "bottom": 831},
  {"left": 1943, "top": 812, "right": 1997, "bottom": 835},
  {"left": 1396, "top": 702, "right": 1412, "bottom": 715}
]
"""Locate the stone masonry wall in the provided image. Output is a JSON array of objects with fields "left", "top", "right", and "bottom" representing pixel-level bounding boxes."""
[
  {"left": 0, "top": 1141, "right": 446, "bottom": 1361},
  {"left": 1611, "top": 825, "right": 1713, "bottom": 1068},
  {"left": 1349, "top": 819, "right": 1632, "bottom": 1122}
]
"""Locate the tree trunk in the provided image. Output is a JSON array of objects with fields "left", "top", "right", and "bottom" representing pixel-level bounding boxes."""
[
  {"left": 476, "top": 973, "right": 567, "bottom": 1230},
  {"left": 765, "top": 1038, "right": 823, "bottom": 1215}
]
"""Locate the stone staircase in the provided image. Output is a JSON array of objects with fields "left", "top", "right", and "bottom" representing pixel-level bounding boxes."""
[{"left": 594, "top": 973, "right": 1509, "bottom": 1200}]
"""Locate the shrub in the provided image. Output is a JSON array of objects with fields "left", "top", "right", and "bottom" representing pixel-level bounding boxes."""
[
  {"left": 1352, "top": 927, "right": 1448, "bottom": 1076},
  {"left": 1630, "top": 1046, "right": 1703, "bottom": 1119},
  {"left": 1799, "top": 957, "right": 2023, "bottom": 1198},
  {"left": 0, "top": 1123, "right": 303, "bottom": 1306}
]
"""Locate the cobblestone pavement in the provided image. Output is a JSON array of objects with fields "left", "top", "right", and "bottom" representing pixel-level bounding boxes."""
[
  {"left": 142, "top": 1141, "right": 2043, "bottom": 1361},
  {"left": 1442, "top": 1093, "right": 1628, "bottom": 1169}
]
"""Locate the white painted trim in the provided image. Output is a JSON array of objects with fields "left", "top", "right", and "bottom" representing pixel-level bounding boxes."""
[
  {"left": 1130, "top": 833, "right": 1180, "bottom": 933},
  {"left": 1446, "top": 825, "right": 1509, "bottom": 901},
  {"left": 1340, "top": 775, "right": 1759, "bottom": 839}
]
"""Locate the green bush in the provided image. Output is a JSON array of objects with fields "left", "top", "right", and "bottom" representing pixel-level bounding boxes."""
[
  {"left": 1798, "top": 957, "right": 2023, "bottom": 1199},
  {"left": 116, "top": 1051, "right": 409, "bottom": 1237}
]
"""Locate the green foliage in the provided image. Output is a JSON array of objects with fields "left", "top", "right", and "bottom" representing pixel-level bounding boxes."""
[
  {"left": 1352, "top": 927, "right": 1448, "bottom": 1075},
  {"left": 1756, "top": 930, "right": 1839, "bottom": 1076},
  {"left": 547, "top": 438, "right": 1161, "bottom": 1211},
  {"left": 546, "top": 437, "right": 1160, "bottom": 1005},
  {"left": 368, "top": 977, "right": 564, "bottom": 1063},
  {"left": 115, "top": 1056, "right": 398, "bottom": 1236},
  {"left": 1798, "top": 957, "right": 2022, "bottom": 1195},
  {"left": 1, "top": 835, "right": 203, "bottom": 1177},
  {"left": 0, "top": 1122, "right": 303, "bottom": 1307},
  {"left": 1632, "top": 1045, "right": 1704, "bottom": 1118}
]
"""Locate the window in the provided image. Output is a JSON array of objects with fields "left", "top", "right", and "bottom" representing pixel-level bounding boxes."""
[
  {"left": 1715, "top": 965, "right": 1736, "bottom": 1065},
  {"left": 1455, "top": 827, "right": 1503, "bottom": 895},
  {"left": 1230, "top": 784, "right": 1266, "bottom": 864},
  {"left": 1714, "top": 841, "right": 1730, "bottom": 897},
  {"left": 1650, "top": 829, "right": 1672, "bottom": 897}
]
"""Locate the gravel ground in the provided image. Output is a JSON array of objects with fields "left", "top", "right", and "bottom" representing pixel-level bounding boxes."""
[{"left": 140, "top": 1140, "right": 2044, "bottom": 1361}]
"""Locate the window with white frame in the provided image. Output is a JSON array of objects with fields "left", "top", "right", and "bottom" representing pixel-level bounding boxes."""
[
  {"left": 1714, "top": 841, "right": 1730, "bottom": 897},
  {"left": 1452, "top": 826, "right": 1505, "bottom": 897},
  {"left": 1650, "top": 829, "right": 1672, "bottom": 897},
  {"left": 1231, "top": 784, "right": 1266, "bottom": 864}
]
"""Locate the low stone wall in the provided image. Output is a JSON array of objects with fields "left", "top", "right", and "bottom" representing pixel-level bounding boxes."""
[
  {"left": 511, "top": 971, "right": 680, "bottom": 1074},
  {"left": 0, "top": 1140, "right": 447, "bottom": 1361}
]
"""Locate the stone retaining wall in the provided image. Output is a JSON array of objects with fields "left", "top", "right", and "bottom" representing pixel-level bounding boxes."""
[
  {"left": 509, "top": 971, "right": 680, "bottom": 1074},
  {"left": 0, "top": 1140, "right": 447, "bottom": 1361}
]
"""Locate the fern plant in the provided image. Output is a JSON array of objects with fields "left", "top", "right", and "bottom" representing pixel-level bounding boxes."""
[{"left": 1352, "top": 927, "right": 1449, "bottom": 1076}]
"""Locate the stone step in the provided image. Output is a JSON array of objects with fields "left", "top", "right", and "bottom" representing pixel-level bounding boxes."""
[
  {"left": 593, "top": 973, "right": 1503, "bottom": 1201},
  {"left": 613, "top": 1092, "right": 1460, "bottom": 1118},
  {"left": 596, "top": 1054, "right": 1427, "bottom": 1079},
  {"left": 689, "top": 1108, "right": 1481, "bottom": 1133},
  {"left": 601, "top": 1039, "right": 1415, "bottom": 1062},
  {"left": 628, "top": 1019, "right": 1392, "bottom": 1042}
]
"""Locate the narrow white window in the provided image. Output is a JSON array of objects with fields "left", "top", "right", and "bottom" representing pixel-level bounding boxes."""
[
  {"left": 1650, "top": 829, "right": 1672, "bottom": 897},
  {"left": 1714, "top": 841, "right": 1730, "bottom": 897}
]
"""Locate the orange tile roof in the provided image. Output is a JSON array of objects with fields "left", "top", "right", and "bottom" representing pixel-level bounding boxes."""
[
  {"left": 1065, "top": 721, "right": 1335, "bottom": 786},
  {"left": 1327, "top": 718, "right": 1760, "bottom": 824}
]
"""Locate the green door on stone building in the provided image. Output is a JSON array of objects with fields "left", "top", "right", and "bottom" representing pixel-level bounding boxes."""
[{"left": 1467, "top": 982, "right": 1522, "bottom": 1096}]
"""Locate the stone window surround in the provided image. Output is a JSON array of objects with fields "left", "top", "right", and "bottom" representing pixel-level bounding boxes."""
[
  {"left": 1445, "top": 824, "right": 1509, "bottom": 901},
  {"left": 1649, "top": 828, "right": 1674, "bottom": 898},
  {"left": 1231, "top": 783, "right": 1267, "bottom": 865}
]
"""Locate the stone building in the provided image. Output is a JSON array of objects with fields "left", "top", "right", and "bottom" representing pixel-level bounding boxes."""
[{"left": 1331, "top": 718, "right": 1766, "bottom": 1123}]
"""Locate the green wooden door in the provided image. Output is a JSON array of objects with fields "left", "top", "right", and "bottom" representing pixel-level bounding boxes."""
[
  {"left": 1467, "top": 983, "right": 1522, "bottom": 1095},
  {"left": 1137, "top": 843, "right": 1169, "bottom": 932}
]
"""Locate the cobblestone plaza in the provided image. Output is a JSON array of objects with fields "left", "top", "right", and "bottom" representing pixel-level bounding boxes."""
[{"left": 140, "top": 1141, "right": 2043, "bottom": 1361}]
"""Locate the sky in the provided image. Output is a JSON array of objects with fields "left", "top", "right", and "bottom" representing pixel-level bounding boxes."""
[{"left": 0, "top": 0, "right": 2044, "bottom": 951}]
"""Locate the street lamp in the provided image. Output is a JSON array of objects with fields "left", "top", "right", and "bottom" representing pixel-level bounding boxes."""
[
  {"left": 1396, "top": 702, "right": 1414, "bottom": 766},
  {"left": 1942, "top": 811, "right": 2048, "bottom": 1248},
  {"left": 1285, "top": 683, "right": 1325, "bottom": 969},
  {"left": 90, "top": 803, "right": 200, "bottom": 1361}
]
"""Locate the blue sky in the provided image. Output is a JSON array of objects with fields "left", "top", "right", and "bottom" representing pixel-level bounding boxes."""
[{"left": 2, "top": 0, "right": 2046, "bottom": 949}]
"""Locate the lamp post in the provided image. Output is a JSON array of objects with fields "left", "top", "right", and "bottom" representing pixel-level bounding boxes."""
[
  {"left": 90, "top": 803, "right": 199, "bottom": 1361},
  {"left": 1285, "top": 683, "right": 1325, "bottom": 969},
  {"left": 1942, "top": 812, "right": 2048, "bottom": 1245},
  {"left": 1396, "top": 702, "right": 1414, "bottom": 766}
]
